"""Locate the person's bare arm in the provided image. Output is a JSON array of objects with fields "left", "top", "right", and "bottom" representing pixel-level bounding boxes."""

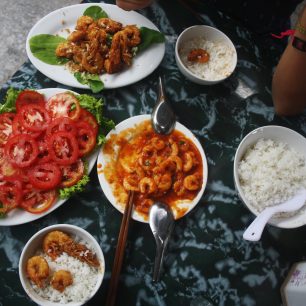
[
  {"left": 272, "top": 7, "right": 306, "bottom": 116},
  {"left": 116, "top": 0, "right": 153, "bottom": 10}
]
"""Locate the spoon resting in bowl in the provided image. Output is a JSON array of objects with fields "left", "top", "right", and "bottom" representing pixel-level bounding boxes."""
[{"left": 243, "top": 189, "right": 306, "bottom": 242}]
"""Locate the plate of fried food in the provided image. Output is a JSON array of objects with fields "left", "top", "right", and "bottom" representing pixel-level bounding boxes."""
[
  {"left": 26, "top": 3, "right": 165, "bottom": 91},
  {"left": 97, "top": 115, "right": 208, "bottom": 223},
  {"left": 0, "top": 87, "right": 112, "bottom": 226}
]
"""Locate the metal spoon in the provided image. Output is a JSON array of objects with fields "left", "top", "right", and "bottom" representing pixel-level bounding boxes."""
[
  {"left": 243, "top": 189, "right": 306, "bottom": 242},
  {"left": 151, "top": 76, "right": 176, "bottom": 135},
  {"left": 149, "top": 201, "right": 175, "bottom": 282}
]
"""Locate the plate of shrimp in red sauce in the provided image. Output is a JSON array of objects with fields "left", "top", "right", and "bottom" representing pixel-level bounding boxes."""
[
  {"left": 25, "top": 3, "right": 165, "bottom": 89},
  {"left": 97, "top": 115, "right": 208, "bottom": 223}
]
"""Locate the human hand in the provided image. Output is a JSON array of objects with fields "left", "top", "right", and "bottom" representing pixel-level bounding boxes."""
[{"left": 116, "top": 0, "right": 154, "bottom": 11}]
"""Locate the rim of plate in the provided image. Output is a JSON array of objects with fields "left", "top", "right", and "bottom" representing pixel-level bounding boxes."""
[
  {"left": 19, "top": 224, "right": 105, "bottom": 306},
  {"left": 25, "top": 3, "right": 165, "bottom": 90},
  {"left": 97, "top": 114, "right": 208, "bottom": 223},
  {"left": 0, "top": 88, "right": 99, "bottom": 226}
]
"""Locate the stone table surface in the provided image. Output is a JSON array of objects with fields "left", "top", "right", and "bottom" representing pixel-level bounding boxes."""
[{"left": 0, "top": 0, "right": 306, "bottom": 306}]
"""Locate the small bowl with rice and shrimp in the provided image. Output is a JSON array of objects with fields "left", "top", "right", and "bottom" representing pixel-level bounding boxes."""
[
  {"left": 175, "top": 25, "right": 237, "bottom": 85},
  {"left": 19, "top": 224, "right": 105, "bottom": 306}
]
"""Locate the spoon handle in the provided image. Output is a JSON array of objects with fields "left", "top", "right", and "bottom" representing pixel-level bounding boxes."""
[
  {"left": 153, "top": 237, "right": 169, "bottom": 282},
  {"left": 243, "top": 208, "right": 275, "bottom": 241}
]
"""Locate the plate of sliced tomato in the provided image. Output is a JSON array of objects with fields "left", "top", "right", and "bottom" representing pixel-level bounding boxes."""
[{"left": 0, "top": 88, "right": 102, "bottom": 226}]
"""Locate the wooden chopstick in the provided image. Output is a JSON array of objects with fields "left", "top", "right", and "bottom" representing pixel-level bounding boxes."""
[{"left": 105, "top": 190, "right": 135, "bottom": 306}]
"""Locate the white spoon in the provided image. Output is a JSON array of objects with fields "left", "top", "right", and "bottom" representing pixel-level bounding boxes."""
[{"left": 243, "top": 189, "right": 306, "bottom": 242}]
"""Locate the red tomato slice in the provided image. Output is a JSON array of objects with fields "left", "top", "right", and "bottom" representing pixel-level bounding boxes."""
[
  {"left": 48, "top": 131, "right": 79, "bottom": 165},
  {"left": 29, "top": 163, "right": 61, "bottom": 190},
  {"left": 46, "top": 93, "right": 81, "bottom": 120},
  {"left": 60, "top": 159, "right": 84, "bottom": 187},
  {"left": 16, "top": 90, "right": 45, "bottom": 112},
  {"left": 19, "top": 104, "right": 51, "bottom": 132},
  {"left": 36, "top": 136, "right": 51, "bottom": 164},
  {"left": 46, "top": 117, "right": 77, "bottom": 136},
  {"left": 79, "top": 109, "right": 98, "bottom": 135},
  {"left": 0, "top": 113, "right": 15, "bottom": 147},
  {"left": 4, "top": 134, "right": 38, "bottom": 168},
  {"left": 20, "top": 188, "right": 57, "bottom": 214},
  {"left": 76, "top": 121, "right": 96, "bottom": 157},
  {"left": 12, "top": 113, "right": 42, "bottom": 139},
  {"left": 0, "top": 177, "right": 23, "bottom": 213}
]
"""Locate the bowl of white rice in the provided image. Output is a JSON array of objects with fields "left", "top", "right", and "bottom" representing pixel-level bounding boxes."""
[
  {"left": 19, "top": 224, "right": 105, "bottom": 306},
  {"left": 175, "top": 25, "right": 237, "bottom": 85},
  {"left": 233, "top": 126, "right": 306, "bottom": 229}
]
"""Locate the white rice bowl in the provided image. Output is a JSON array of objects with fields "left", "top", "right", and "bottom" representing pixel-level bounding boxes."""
[
  {"left": 19, "top": 224, "right": 105, "bottom": 306},
  {"left": 179, "top": 37, "right": 235, "bottom": 81}
]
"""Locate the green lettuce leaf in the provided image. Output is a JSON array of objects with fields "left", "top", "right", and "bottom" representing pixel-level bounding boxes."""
[
  {"left": 74, "top": 72, "right": 104, "bottom": 93},
  {"left": 0, "top": 88, "right": 21, "bottom": 113},
  {"left": 29, "top": 34, "right": 69, "bottom": 65},
  {"left": 59, "top": 161, "right": 90, "bottom": 199},
  {"left": 83, "top": 6, "right": 108, "bottom": 20},
  {"left": 59, "top": 174, "right": 90, "bottom": 199},
  {"left": 136, "top": 27, "right": 165, "bottom": 54},
  {"left": 75, "top": 94, "right": 114, "bottom": 146}
]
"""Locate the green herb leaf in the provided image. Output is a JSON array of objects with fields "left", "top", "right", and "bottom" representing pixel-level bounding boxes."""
[
  {"left": 0, "top": 88, "right": 21, "bottom": 113},
  {"left": 29, "top": 34, "right": 69, "bottom": 65},
  {"left": 83, "top": 6, "right": 108, "bottom": 20},
  {"left": 74, "top": 72, "right": 104, "bottom": 93},
  {"left": 137, "top": 27, "right": 165, "bottom": 54}
]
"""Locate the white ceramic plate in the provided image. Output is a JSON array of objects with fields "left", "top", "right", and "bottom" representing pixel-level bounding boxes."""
[
  {"left": 233, "top": 125, "right": 306, "bottom": 229},
  {"left": 0, "top": 88, "right": 99, "bottom": 226},
  {"left": 97, "top": 115, "right": 208, "bottom": 223},
  {"left": 26, "top": 3, "right": 165, "bottom": 89}
]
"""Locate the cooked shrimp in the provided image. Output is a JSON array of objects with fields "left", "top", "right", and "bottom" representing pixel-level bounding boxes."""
[
  {"left": 183, "top": 174, "right": 202, "bottom": 191},
  {"left": 157, "top": 173, "right": 172, "bottom": 192},
  {"left": 97, "top": 18, "right": 122, "bottom": 34},
  {"left": 55, "top": 42, "right": 74, "bottom": 58},
  {"left": 104, "top": 32, "right": 122, "bottom": 74},
  {"left": 42, "top": 231, "right": 73, "bottom": 260},
  {"left": 162, "top": 156, "right": 182, "bottom": 173},
  {"left": 173, "top": 180, "right": 185, "bottom": 196},
  {"left": 139, "top": 177, "right": 157, "bottom": 194},
  {"left": 76, "top": 15, "right": 94, "bottom": 31},
  {"left": 151, "top": 137, "right": 165, "bottom": 150},
  {"left": 183, "top": 152, "right": 195, "bottom": 172},
  {"left": 170, "top": 139, "right": 179, "bottom": 156},
  {"left": 138, "top": 145, "right": 157, "bottom": 170},
  {"left": 187, "top": 48, "right": 210, "bottom": 63},
  {"left": 122, "top": 25, "right": 141, "bottom": 47},
  {"left": 26, "top": 256, "right": 49, "bottom": 288},
  {"left": 67, "top": 30, "right": 87, "bottom": 42},
  {"left": 123, "top": 174, "right": 140, "bottom": 191},
  {"left": 51, "top": 270, "right": 73, "bottom": 292}
]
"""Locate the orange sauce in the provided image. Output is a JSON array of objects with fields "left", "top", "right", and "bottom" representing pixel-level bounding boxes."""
[{"left": 102, "top": 121, "right": 203, "bottom": 220}]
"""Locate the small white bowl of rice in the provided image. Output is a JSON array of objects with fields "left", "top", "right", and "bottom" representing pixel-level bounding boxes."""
[
  {"left": 19, "top": 224, "right": 105, "bottom": 306},
  {"left": 233, "top": 126, "right": 306, "bottom": 229},
  {"left": 175, "top": 25, "right": 237, "bottom": 85}
]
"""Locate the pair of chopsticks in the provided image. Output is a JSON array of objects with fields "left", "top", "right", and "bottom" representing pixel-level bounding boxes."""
[{"left": 105, "top": 190, "right": 135, "bottom": 306}]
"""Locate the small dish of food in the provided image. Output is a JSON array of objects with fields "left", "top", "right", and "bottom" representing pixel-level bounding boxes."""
[
  {"left": 233, "top": 125, "right": 306, "bottom": 228},
  {"left": 19, "top": 224, "right": 105, "bottom": 306},
  {"left": 175, "top": 25, "right": 237, "bottom": 85},
  {"left": 26, "top": 3, "right": 165, "bottom": 91},
  {"left": 97, "top": 115, "right": 208, "bottom": 223}
]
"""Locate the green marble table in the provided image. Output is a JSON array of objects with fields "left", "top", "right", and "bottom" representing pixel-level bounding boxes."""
[{"left": 0, "top": 1, "right": 305, "bottom": 305}]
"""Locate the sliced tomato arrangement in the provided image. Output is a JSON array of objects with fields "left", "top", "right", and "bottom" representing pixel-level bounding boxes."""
[{"left": 0, "top": 91, "right": 99, "bottom": 215}]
